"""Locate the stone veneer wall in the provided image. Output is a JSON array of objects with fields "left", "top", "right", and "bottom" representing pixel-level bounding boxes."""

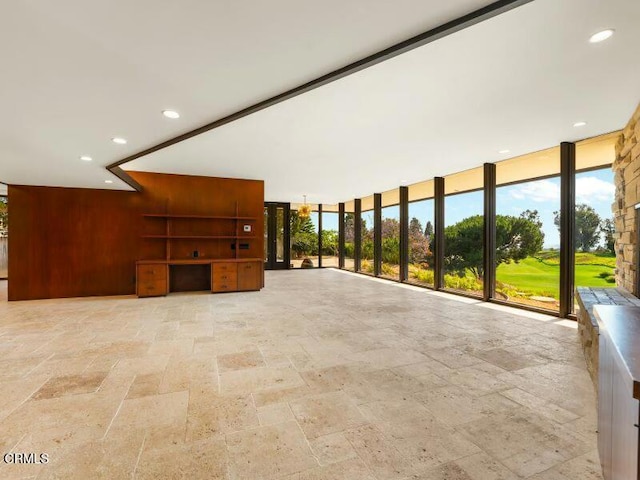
[
  {"left": 576, "top": 287, "right": 640, "bottom": 389},
  {"left": 613, "top": 102, "right": 640, "bottom": 292}
]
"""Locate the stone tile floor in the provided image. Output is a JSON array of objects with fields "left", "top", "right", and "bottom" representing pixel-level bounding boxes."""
[{"left": 0, "top": 270, "right": 603, "bottom": 479}]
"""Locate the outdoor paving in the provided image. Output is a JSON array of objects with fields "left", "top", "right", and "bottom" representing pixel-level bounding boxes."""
[{"left": 0, "top": 270, "right": 602, "bottom": 479}]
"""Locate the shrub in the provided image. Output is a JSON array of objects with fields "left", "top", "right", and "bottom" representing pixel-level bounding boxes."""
[
  {"left": 361, "top": 240, "right": 374, "bottom": 261},
  {"left": 360, "top": 260, "right": 374, "bottom": 273},
  {"left": 381, "top": 263, "right": 397, "bottom": 276},
  {"left": 409, "top": 265, "right": 434, "bottom": 284},
  {"left": 381, "top": 237, "right": 400, "bottom": 264},
  {"left": 443, "top": 274, "right": 482, "bottom": 291},
  {"left": 598, "top": 271, "right": 611, "bottom": 279},
  {"left": 344, "top": 242, "right": 355, "bottom": 258}
]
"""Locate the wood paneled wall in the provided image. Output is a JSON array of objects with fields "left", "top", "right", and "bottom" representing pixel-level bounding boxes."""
[{"left": 8, "top": 171, "right": 264, "bottom": 300}]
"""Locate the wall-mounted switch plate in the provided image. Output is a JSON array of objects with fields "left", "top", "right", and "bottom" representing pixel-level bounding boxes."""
[{"left": 243, "top": 225, "right": 252, "bottom": 232}]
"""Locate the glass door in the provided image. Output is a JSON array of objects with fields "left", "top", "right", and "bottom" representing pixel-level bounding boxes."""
[{"left": 264, "top": 203, "right": 290, "bottom": 270}]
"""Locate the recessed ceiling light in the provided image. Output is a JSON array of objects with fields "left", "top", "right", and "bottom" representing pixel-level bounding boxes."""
[
  {"left": 573, "top": 121, "right": 587, "bottom": 127},
  {"left": 104, "top": 180, "right": 113, "bottom": 184},
  {"left": 79, "top": 155, "right": 92, "bottom": 161},
  {"left": 498, "top": 149, "right": 510, "bottom": 154},
  {"left": 162, "top": 110, "right": 180, "bottom": 119},
  {"left": 111, "top": 137, "right": 127, "bottom": 144},
  {"left": 589, "top": 29, "right": 614, "bottom": 43}
]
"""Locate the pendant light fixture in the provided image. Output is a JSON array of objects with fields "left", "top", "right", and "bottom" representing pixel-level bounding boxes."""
[{"left": 298, "top": 195, "right": 312, "bottom": 219}]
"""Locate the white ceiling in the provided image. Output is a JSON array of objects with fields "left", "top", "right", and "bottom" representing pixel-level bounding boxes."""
[
  {"left": 0, "top": 0, "right": 499, "bottom": 192},
  {"left": 126, "top": 0, "right": 640, "bottom": 204}
]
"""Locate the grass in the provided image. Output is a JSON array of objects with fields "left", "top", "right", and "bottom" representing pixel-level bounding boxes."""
[
  {"left": 496, "top": 252, "right": 615, "bottom": 299},
  {"left": 364, "top": 250, "right": 615, "bottom": 301}
]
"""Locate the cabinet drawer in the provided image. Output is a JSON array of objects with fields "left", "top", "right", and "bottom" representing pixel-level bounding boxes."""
[
  {"left": 212, "top": 263, "right": 238, "bottom": 293},
  {"left": 137, "top": 264, "right": 167, "bottom": 282},
  {"left": 138, "top": 279, "right": 167, "bottom": 297},
  {"left": 212, "top": 277, "right": 238, "bottom": 292},
  {"left": 214, "top": 263, "right": 238, "bottom": 273},
  {"left": 213, "top": 271, "right": 237, "bottom": 283}
]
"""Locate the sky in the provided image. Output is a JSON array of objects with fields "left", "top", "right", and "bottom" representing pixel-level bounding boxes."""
[{"left": 309, "top": 167, "right": 615, "bottom": 249}]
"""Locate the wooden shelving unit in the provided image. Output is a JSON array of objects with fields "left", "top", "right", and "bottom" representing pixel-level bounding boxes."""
[
  {"left": 141, "top": 203, "right": 259, "bottom": 261},
  {"left": 137, "top": 202, "right": 263, "bottom": 298}
]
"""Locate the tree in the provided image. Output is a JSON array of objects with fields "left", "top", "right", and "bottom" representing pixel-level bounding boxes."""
[
  {"left": 424, "top": 220, "right": 434, "bottom": 239},
  {"left": 321, "top": 230, "right": 338, "bottom": 256},
  {"left": 381, "top": 218, "right": 400, "bottom": 238},
  {"left": 379, "top": 218, "right": 401, "bottom": 264},
  {"left": 409, "top": 217, "right": 423, "bottom": 237},
  {"left": 408, "top": 217, "right": 431, "bottom": 265},
  {"left": 344, "top": 213, "right": 355, "bottom": 243},
  {"left": 445, "top": 213, "right": 544, "bottom": 278},
  {"left": 290, "top": 211, "right": 317, "bottom": 258},
  {"left": 553, "top": 204, "right": 602, "bottom": 252},
  {"left": 600, "top": 218, "right": 615, "bottom": 254}
]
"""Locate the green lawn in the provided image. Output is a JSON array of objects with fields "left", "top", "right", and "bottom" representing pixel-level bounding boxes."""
[{"left": 496, "top": 252, "right": 615, "bottom": 299}]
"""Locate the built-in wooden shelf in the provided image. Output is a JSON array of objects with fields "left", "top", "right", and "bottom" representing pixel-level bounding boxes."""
[
  {"left": 143, "top": 214, "right": 257, "bottom": 220},
  {"left": 141, "top": 203, "right": 260, "bottom": 263},
  {"left": 142, "top": 235, "right": 259, "bottom": 239},
  {"left": 138, "top": 258, "right": 263, "bottom": 265}
]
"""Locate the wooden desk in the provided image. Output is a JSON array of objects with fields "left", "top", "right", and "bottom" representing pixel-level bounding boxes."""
[
  {"left": 594, "top": 305, "right": 640, "bottom": 480},
  {"left": 136, "top": 258, "right": 263, "bottom": 297}
]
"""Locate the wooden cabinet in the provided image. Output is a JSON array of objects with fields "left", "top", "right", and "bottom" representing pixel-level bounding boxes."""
[
  {"left": 237, "top": 261, "right": 262, "bottom": 291},
  {"left": 212, "top": 263, "right": 238, "bottom": 292},
  {"left": 137, "top": 203, "right": 263, "bottom": 298},
  {"left": 136, "top": 263, "right": 168, "bottom": 297},
  {"left": 136, "top": 259, "right": 262, "bottom": 297},
  {"left": 595, "top": 305, "right": 640, "bottom": 480}
]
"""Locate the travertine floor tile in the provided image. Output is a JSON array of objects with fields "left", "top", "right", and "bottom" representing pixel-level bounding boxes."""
[
  {"left": 455, "top": 452, "right": 518, "bottom": 480},
  {"left": 217, "top": 349, "right": 266, "bottom": 372},
  {"left": 135, "top": 437, "right": 228, "bottom": 479},
  {"left": 106, "top": 390, "right": 189, "bottom": 442},
  {"left": 290, "top": 391, "right": 368, "bottom": 439},
  {"left": 0, "top": 271, "right": 601, "bottom": 479},
  {"left": 500, "top": 388, "right": 579, "bottom": 424},
  {"left": 413, "top": 386, "right": 519, "bottom": 427},
  {"left": 226, "top": 421, "right": 317, "bottom": 479},
  {"left": 31, "top": 372, "right": 108, "bottom": 400},
  {"left": 219, "top": 365, "right": 305, "bottom": 394},
  {"left": 257, "top": 402, "right": 295, "bottom": 426},
  {"left": 344, "top": 424, "right": 418, "bottom": 480},
  {"left": 308, "top": 432, "right": 358, "bottom": 465},
  {"left": 186, "top": 383, "right": 258, "bottom": 441},
  {"left": 126, "top": 373, "right": 163, "bottom": 399},
  {"left": 376, "top": 416, "right": 481, "bottom": 472},
  {"left": 282, "top": 457, "right": 375, "bottom": 479}
]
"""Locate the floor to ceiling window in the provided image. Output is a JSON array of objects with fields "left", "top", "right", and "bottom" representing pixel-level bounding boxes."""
[
  {"left": 380, "top": 190, "right": 400, "bottom": 280},
  {"left": 290, "top": 206, "right": 319, "bottom": 268},
  {"left": 495, "top": 147, "right": 560, "bottom": 312},
  {"left": 321, "top": 206, "right": 339, "bottom": 267},
  {"left": 573, "top": 134, "right": 617, "bottom": 314},
  {"left": 443, "top": 168, "right": 484, "bottom": 297},
  {"left": 406, "top": 181, "right": 434, "bottom": 288},
  {"left": 344, "top": 201, "right": 355, "bottom": 271},
  {"left": 358, "top": 196, "right": 375, "bottom": 275},
  {"left": 290, "top": 133, "right": 620, "bottom": 320}
]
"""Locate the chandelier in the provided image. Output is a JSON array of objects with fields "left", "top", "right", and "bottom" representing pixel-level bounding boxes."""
[{"left": 298, "top": 195, "right": 312, "bottom": 219}]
